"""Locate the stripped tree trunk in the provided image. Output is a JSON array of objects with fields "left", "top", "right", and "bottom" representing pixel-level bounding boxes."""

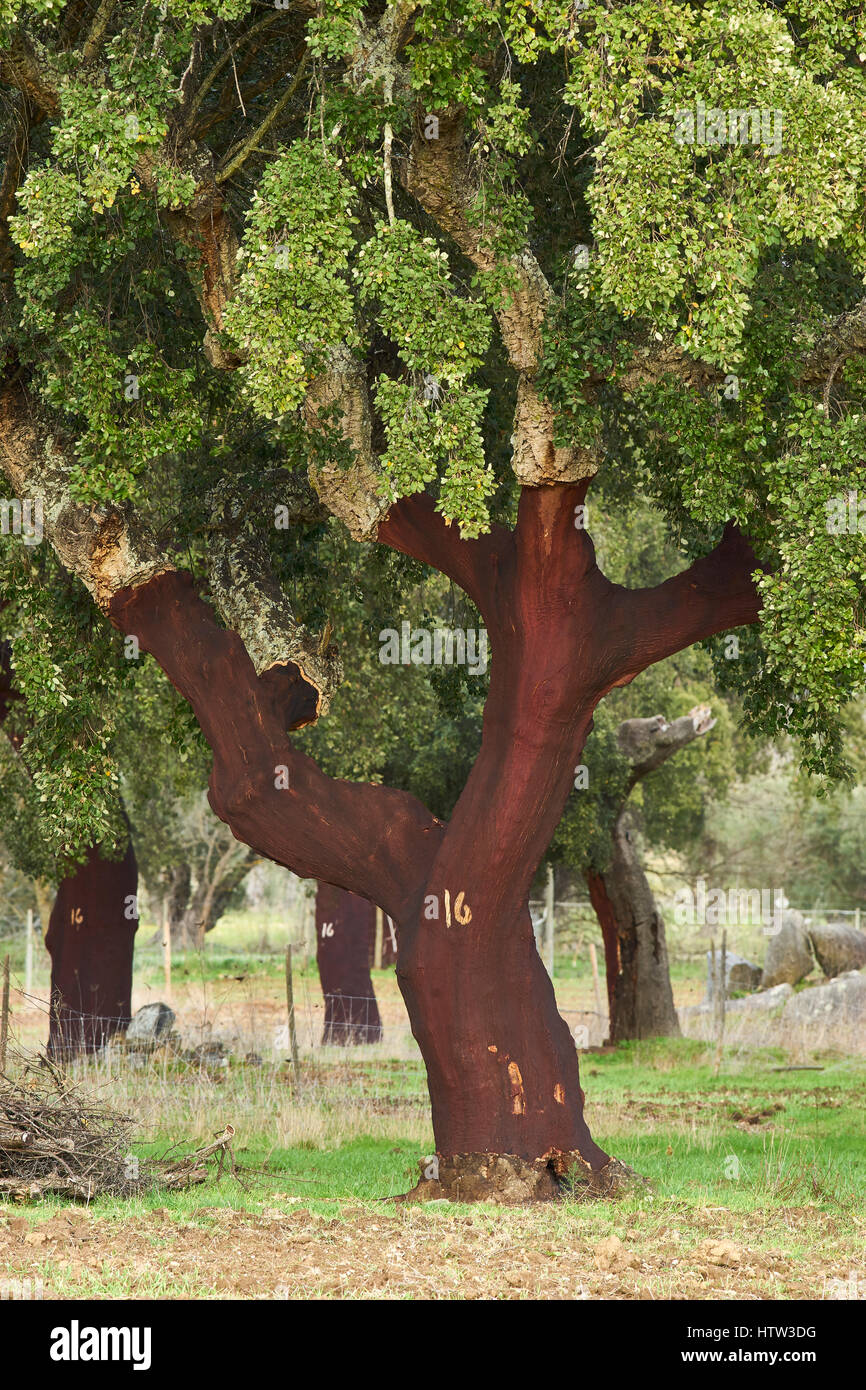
[
  {"left": 584, "top": 707, "right": 715, "bottom": 1042},
  {"left": 45, "top": 839, "right": 138, "bottom": 1058},
  {"left": 98, "top": 487, "right": 755, "bottom": 1198},
  {"left": 315, "top": 881, "right": 382, "bottom": 1044},
  {"left": 584, "top": 814, "right": 680, "bottom": 1042},
  {"left": 0, "top": 380, "right": 761, "bottom": 1197},
  {"left": 0, "top": 640, "right": 137, "bottom": 1058}
]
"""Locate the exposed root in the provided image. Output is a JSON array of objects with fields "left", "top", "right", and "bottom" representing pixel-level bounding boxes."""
[
  {"left": 558, "top": 1152, "right": 650, "bottom": 1200},
  {"left": 399, "top": 1150, "right": 650, "bottom": 1206}
]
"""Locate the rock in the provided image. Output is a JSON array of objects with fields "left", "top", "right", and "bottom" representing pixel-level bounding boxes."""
[
  {"left": 761, "top": 911, "right": 814, "bottom": 988},
  {"left": 686, "top": 983, "right": 792, "bottom": 1024},
  {"left": 705, "top": 950, "right": 762, "bottom": 1002},
  {"left": 593, "top": 1234, "right": 638, "bottom": 1271},
  {"left": 727, "top": 983, "right": 792, "bottom": 1013},
  {"left": 808, "top": 923, "right": 866, "bottom": 979},
  {"left": 784, "top": 971, "right": 866, "bottom": 1027},
  {"left": 126, "top": 1002, "right": 176, "bottom": 1045},
  {"left": 696, "top": 1239, "right": 743, "bottom": 1269}
]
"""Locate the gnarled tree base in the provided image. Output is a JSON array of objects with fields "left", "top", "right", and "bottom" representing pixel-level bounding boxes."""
[{"left": 400, "top": 1150, "right": 647, "bottom": 1206}]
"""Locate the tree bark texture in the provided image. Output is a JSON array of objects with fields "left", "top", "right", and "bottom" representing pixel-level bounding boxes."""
[
  {"left": 45, "top": 839, "right": 138, "bottom": 1058},
  {"left": 99, "top": 484, "right": 759, "bottom": 1196},
  {"left": 315, "top": 880, "right": 382, "bottom": 1044},
  {"left": 584, "top": 814, "right": 681, "bottom": 1043},
  {"left": 584, "top": 707, "right": 715, "bottom": 1042}
]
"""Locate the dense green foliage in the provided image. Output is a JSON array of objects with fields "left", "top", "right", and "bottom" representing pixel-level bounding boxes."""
[{"left": 1, "top": 0, "right": 866, "bottom": 869}]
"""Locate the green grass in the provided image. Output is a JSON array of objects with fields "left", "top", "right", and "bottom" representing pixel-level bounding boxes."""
[
  {"left": 87, "top": 1037, "right": 862, "bottom": 1217},
  {"left": 4, "top": 1037, "right": 862, "bottom": 1299}
]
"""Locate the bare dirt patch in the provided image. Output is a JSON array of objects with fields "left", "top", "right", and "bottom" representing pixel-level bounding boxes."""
[{"left": 1, "top": 1200, "right": 861, "bottom": 1301}]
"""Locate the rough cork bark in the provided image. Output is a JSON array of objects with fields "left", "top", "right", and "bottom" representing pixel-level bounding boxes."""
[{"left": 585, "top": 820, "right": 681, "bottom": 1044}]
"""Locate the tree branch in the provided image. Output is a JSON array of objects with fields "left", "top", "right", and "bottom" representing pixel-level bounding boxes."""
[
  {"left": 216, "top": 49, "right": 309, "bottom": 185},
  {"left": 0, "top": 378, "right": 340, "bottom": 717},
  {"left": 600, "top": 298, "right": 866, "bottom": 401},
  {"left": 377, "top": 491, "right": 514, "bottom": 629},
  {"left": 107, "top": 570, "right": 443, "bottom": 921},
  {"left": 207, "top": 482, "right": 341, "bottom": 713},
  {"left": 0, "top": 379, "right": 170, "bottom": 609},
  {"left": 617, "top": 703, "right": 716, "bottom": 782},
  {"left": 174, "top": 11, "right": 288, "bottom": 141},
  {"left": 0, "top": 96, "right": 33, "bottom": 280},
  {"left": 81, "top": 0, "right": 118, "bottom": 64},
  {"left": 606, "top": 524, "right": 762, "bottom": 685},
  {"left": 402, "top": 108, "right": 599, "bottom": 486},
  {"left": 302, "top": 345, "right": 387, "bottom": 541},
  {"left": 0, "top": 33, "right": 60, "bottom": 116},
  {"left": 798, "top": 298, "right": 866, "bottom": 387}
]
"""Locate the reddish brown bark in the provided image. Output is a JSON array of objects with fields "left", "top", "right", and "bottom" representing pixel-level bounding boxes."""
[
  {"left": 108, "top": 570, "right": 439, "bottom": 921},
  {"left": 106, "top": 483, "right": 760, "bottom": 1193},
  {"left": 45, "top": 839, "right": 138, "bottom": 1058},
  {"left": 315, "top": 881, "right": 382, "bottom": 1044},
  {"left": 584, "top": 827, "right": 681, "bottom": 1044}
]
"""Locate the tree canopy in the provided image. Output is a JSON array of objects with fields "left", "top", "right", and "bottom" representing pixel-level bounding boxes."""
[{"left": 0, "top": 1, "right": 863, "bottom": 831}]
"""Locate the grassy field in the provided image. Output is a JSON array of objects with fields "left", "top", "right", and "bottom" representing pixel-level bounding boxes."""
[{"left": 1, "top": 913, "right": 864, "bottom": 1300}]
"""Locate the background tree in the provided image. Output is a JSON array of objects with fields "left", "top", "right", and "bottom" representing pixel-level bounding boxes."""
[
  {"left": 43, "top": 837, "right": 137, "bottom": 1057},
  {"left": 692, "top": 702, "right": 866, "bottom": 913},
  {"left": 582, "top": 704, "right": 716, "bottom": 1042},
  {"left": 0, "top": 634, "right": 138, "bottom": 1055},
  {"left": 1, "top": 3, "right": 866, "bottom": 1199},
  {"left": 315, "top": 880, "right": 382, "bottom": 1044},
  {"left": 547, "top": 502, "right": 739, "bottom": 1039}
]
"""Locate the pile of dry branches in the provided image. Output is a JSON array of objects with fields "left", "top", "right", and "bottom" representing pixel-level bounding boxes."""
[
  {"left": 0, "top": 1061, "right": 238, "bottom": 1202},
  {"left": 0, "top": 1063, "right": 137, "bottom": 1201}
]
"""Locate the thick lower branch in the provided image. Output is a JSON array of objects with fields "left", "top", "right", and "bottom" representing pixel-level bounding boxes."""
[
  {"left": 108, "top": 570, "right": 441, "bottom": 922},
  {"left": 377, "top": 491, "right": 513, "bottom": 631},
  {"left": 608, "top": 524, "right": 762, "bottom": 682}
]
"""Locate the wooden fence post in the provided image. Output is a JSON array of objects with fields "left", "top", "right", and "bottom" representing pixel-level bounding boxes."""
[
  {"left": 374, "top": 907, "right": 384, "bottom": 971},
  {"left": 285, "top": 944, "right": 300, "bottom": 1085},
  {"left": 163, "top": 904, "right": 172, "bottom": 1001},
  {"left": 25, "top": 909, "right": 33, "bottom": 996},
  {"left": 713, "top": 930, "right": 727, "bottom": 1076},
  {"left": 0, "top": 955, "right": 10, "bottom": 1074}
]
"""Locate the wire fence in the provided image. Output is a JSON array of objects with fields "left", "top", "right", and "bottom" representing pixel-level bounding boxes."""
[
  {"left": 1, "top": 893, "right": 863, "bottom": 1078},
  {"left": 0, "top": 942, "right": 613, "bottom": 1125}
]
